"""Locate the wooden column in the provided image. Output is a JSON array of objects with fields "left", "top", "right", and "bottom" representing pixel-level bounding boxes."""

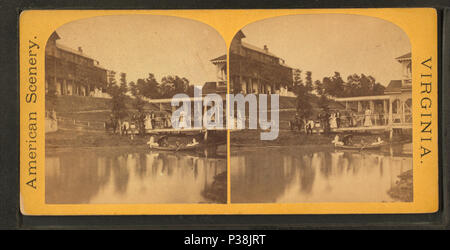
[
  {"left": 389, "top": 97, "right": 393, "bottom": 139},
  {"left": 63, "top": 79, "right": 67, "bottom": 95},
  {"left": 402, "top": 98, "right": 406, "bottom": 124},
  {"left": 388, "top": 97, "right": 393, "bottom": 125},
  {"left": 239, "top": 75, "right": 244, "bottom": 94}
]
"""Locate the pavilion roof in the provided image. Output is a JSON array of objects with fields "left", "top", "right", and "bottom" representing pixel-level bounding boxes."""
[{"left": 384, "top": 80, "right": 402, "bottom": 94}]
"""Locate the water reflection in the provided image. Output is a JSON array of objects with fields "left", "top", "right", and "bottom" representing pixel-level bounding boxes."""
[
  {"left": 231, "top": 145, "right": 412, "bottom": 203},
  {"left": 46, "top": 148, "right": 227, "bottom": 204}
]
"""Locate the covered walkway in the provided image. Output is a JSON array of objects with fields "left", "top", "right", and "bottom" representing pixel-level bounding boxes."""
[{"left": 333, "top": 94, "right": 412, "bottom": 138}]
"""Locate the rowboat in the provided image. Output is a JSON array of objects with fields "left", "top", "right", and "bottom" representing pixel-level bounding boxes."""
[
  {"left": 334, "top": 143, "right": 384, "bottom": 150},
  {"left": 149, "top": 143, "right": 202, "bottom": 151}
]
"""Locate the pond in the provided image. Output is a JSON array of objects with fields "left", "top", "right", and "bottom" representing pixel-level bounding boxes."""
[
  {"left": 45, "top": 147, "right": 227, "bottom": 204},
  {"left": 230, "top": 144, "right": 413, "bottom": 203}
]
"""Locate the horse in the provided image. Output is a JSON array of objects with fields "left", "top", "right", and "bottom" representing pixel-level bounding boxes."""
[
  {"left": 289, "top": 117, "right": 304, "bottom": 131},
  {"left": 105, "top": 119, "right": 118, "bottom": 134}
]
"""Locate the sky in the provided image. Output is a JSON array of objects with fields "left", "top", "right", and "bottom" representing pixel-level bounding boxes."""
[
  {"left": 55, "top": 15, "right": 226, "bottom": 85},
  {"left": 240, "top": 14, "right": 411, "bottom": 86}
]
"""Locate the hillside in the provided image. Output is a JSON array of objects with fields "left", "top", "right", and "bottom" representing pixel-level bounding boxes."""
[{"left": 46, "top": 95, "right": 169, "bottom": 122}]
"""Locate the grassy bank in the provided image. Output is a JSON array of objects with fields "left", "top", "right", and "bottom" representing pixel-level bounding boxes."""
[
  {"left": 47, "top": 127, "right": 410, "bottom": 149},
  {"left": 45, "top": 130, "right": 149, "bottom": 149},
  {"left": 45, "top": 129, "right": 217, "bottom": 149},
  {"left": 46, "top": 95, "right": 169, "bottom": 124},
  {"left": 230, "top": 129, "right": 410, "bottom": 147}
]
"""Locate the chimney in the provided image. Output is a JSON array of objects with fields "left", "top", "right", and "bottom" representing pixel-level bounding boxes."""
[
  {"left": 263, "top": 45, "right": 268, "bottom": 52},
  {"left": 78, "top": 47, "right": 83, "bottom": 53}
]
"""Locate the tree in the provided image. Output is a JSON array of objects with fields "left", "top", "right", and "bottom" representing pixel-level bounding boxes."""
[
  {"left": 186, "top": 85, "right": 195, "bottom": 97},
  {"left": 160, "top": 75, "right": 190, "bottom": 98},
  {"left": 305, "top": 71, "right": 313, "bottom": 92},
  {"left": 132, "top": 73, "right": 161, "bottom": 99},
  {"left": 106, "top": 73, "right": 128, "bottom": 134},
  {"left": 314, "top": 79, "right": 324, "bottom": 95},
  {"left": 129, "top": 79, "right": 148, "bottom": 135},
  {"left": 132, "top": 97, "right": 147, "bottom": 135},
  {"left": 293, "top": 70, "right": 313, "bottom": 122},
  {"left": 322, "top": 72, "right": 345, "bottom": 97},
  {"left": 294, "top": 84, "right": 313, "bottom": 121},
  {"left": 344, "top": 74, "right": 385, "bottom": 97},
  {"left": 318, "top": 94, "right": 329, "bottom": 111}
]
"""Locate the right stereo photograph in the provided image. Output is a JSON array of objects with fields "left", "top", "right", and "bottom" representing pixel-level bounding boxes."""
[{"left": 228, "top": 14, "right": 413, "bottom": 204}]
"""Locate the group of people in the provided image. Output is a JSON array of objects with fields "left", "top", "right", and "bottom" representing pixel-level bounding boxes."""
[
  {"left": 106, "top": 111, "right": 173, "bottom": 136},
  {"left": 316, "top": 110, "right": 342, "bottom": 134},
  {"left": 347, "top": 108, "right": 386, "bottom": 127},
  {"left": 294, "top": 107, "right": 381, "bottom": 135},
  {"left": 329, "top": 110, "right": 342, "bottom": 129},
  {"left": 320, "top": 108, "right": 379, "bottom": 131}
]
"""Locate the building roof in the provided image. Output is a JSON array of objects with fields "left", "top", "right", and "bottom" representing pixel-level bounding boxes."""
[
  {"left": 384, "top": 80, "right": 402, "bottom": 94},
  {"left": 234, "top": 30, "right": 246, "bottom": 41},
  {"left": 334, "top": 95, "right": 391, "bottom": 102},
  {"left": 395, "top": 52, "right": 411, "bottom": 60},
  {"left": 48, "top": 32, "right": 61, "bottom": 42},
  {"left": 55, "top": 43, "right": 90, "bottom": 58},
  {"left": 241, "top": 42, "right": 279, "bottom": 58},
  {"left": 279, "top": 61, "right": 293, "bottom": 69},
  {"left": 211, "top": 54, "right": 227, "bottom": 62},
  {"left": 54, "top": 42, "right": 107, "bottom": 70}
]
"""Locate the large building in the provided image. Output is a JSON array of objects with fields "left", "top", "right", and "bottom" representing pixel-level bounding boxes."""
[
  {"left": 228, "top": 30, "right": 293, "bottom": 94},
  {"left": 384, "top": 52, "right": 412, "bottom": 124},
  {"left": 45, "top": 32, "right": 108, "bottom": 97}
]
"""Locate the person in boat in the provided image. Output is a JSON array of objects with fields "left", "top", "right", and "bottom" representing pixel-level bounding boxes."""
[
  {"left": 186, "top": 138, "right": 199, "bottom": 147},
  {"left": 147, "top": 136, "right": 159, "bottom": 148},
  {"left": 331, "top": 135, "right": 344, "bottom": 146},
  {"left": 175, "top": 140, "right": 185, "bottom": 150},
  {"left": 157, "top": 136, "right": 169, "bottom": 147},
  {"left": 342, "top": 134, "right": 353, "bottom": 145},
  {"left": 371, "top": 137, "right": 384, "bottom": 145}
]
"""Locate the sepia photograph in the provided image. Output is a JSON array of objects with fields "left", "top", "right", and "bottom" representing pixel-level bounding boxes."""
[
  {"left": 44, "top": 15, "right": 228, "bottom": 204},
  {"left": 229, "top": 14, "right": 413, "bottom": 203}
]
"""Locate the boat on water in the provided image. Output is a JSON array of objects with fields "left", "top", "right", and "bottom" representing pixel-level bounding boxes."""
[
  {"left": 149, "top": 143, "right": 202, "bottom": 152},
  {"left": 147, "top": 133, "right": 226, "bottom": 152},
  {"left": 332, "top": 134, "right": 387, "bottom": 150},
  {"left": 334, "top": 143, "right": 385, "bottom": 151}
]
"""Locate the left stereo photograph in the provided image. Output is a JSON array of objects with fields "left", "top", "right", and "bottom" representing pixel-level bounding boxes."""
[{"left": 26, "top": 14, "right": 228, "bottom": 208}]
